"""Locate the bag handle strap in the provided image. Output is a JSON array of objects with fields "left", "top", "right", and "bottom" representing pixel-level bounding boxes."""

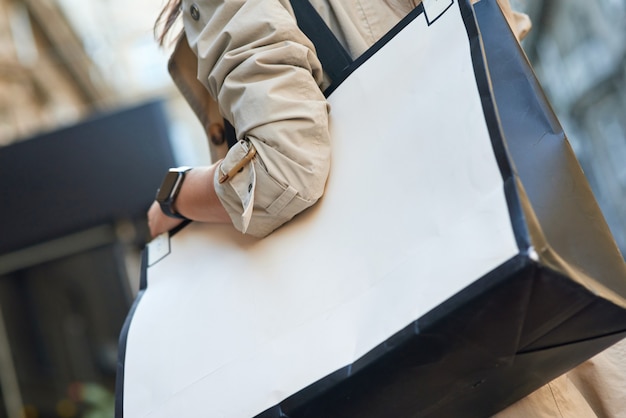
[{"left": 289, "top": 0, "right": 353, "bottom": 82}]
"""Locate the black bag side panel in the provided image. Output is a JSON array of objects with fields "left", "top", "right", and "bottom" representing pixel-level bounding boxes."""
[
  {"left": 486, "top": 331, "right": 626, "bottom": 414},
  {"left": 476, "top": 0, "right": 626, "bottom": 295},
  {"left": 520, "top": 274, "right": 626, "bottom": 351}
]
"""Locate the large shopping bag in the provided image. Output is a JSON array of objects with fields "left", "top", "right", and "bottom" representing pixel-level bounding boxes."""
[{"left": 116, "top": 0, "right": 626, "bottom": 417}]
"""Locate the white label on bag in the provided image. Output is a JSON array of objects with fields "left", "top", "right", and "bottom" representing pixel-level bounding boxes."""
[
  {"left": 147, "top": 232, "right": 170, "bottom": 266},
  {"left": 423, "top": 0, "right": 454, "bottom": 25}
]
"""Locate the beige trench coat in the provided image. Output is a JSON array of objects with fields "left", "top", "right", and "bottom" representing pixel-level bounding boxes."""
[{"left": 169, "top": 0, "right": 626, "bottom": 415}]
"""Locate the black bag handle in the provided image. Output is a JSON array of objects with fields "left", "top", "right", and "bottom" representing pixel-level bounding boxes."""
[{"left": 289, "top": 0, "right": 353, "bottom": 82}]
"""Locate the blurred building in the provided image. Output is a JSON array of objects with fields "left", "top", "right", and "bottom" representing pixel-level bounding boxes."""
[
  {"left": 0, "top": 0, "right": 625, "bottom": 417},
  {"left": 0, "top": 1, "right": 191, "bottom": 417},
  {"left": 0, "top": 0, "right": 109, "bottom": 145}
]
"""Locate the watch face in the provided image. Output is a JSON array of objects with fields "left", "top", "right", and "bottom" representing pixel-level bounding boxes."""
[{"left": 156, "top": 171, "right": 181, "bottom": 202}]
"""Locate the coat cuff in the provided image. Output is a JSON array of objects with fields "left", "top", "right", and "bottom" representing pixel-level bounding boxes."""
[{"left": 214, "top": 140, "right": 316, "bottom": 237}]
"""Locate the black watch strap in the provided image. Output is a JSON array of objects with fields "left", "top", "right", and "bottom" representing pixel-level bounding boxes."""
[{"left": 159, "top": 200, "right": 189, "bottom": 220}]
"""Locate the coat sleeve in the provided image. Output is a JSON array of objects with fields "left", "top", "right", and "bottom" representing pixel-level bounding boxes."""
[{"left": 182, "top": 0, "right": 332, "bottom": 237}]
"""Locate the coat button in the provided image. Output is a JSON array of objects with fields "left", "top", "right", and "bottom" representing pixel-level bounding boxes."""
[{"left": 190, "top": 4, "right": 200, "bottom": 21}]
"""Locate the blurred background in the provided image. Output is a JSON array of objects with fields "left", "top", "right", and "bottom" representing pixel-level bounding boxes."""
[{"left": 0, "top": 0, "right": 624, "bottom": 416}]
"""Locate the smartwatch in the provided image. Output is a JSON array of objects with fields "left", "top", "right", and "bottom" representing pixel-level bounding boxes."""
[{"left": 156, "top": 166, "right": 192, "bottom": 219}]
